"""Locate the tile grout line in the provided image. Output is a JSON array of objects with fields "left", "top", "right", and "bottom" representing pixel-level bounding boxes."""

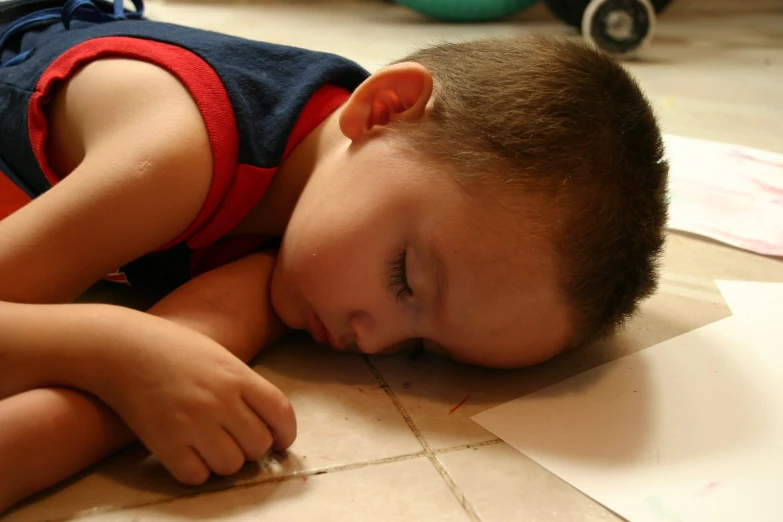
[
  {"left": 362, "top": 356, "right": 431, "bottom": 449},
  {"left": 432, "top": 438, "right": 503, "bottom": 456},
  {"left": 362, "top": 356, "right": 483, "bottom": 522},
  {"left": 425, "top": 454, "right": 482, "bottom": 522},
  {"left": 43, "top": 452, "right": 430, "bottom": 522}
]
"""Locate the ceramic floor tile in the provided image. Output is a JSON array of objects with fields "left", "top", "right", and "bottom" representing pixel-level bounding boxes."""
[
  {"left": 663, "top": 235, "right": 783, "bottom": 284},
  {"left": 254, "top": 335, "right": 425, "bottom": 467},
  {"left": 3, "top": 336, "right": 423, "bottom": 522},
  {"left": 438, "top": 443, "right": 620, "bottom": 522},
  {"left": 621, "top": 4, "right": 783, "bottom": 153},
  {"left": 74, "top": 457, "right": 472, "bottom": 522}
]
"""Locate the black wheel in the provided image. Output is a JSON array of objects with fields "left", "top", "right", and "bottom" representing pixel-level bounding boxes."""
[
  {"left": 582, "top": 0, "right": 656, "bottom": 57},
  {"left": 543, "top": 0, "right": 671, "bottom": 28}
]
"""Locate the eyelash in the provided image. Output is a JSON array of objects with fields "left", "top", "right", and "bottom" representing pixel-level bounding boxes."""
[{"left": 389, "top": 250, "right": 413, "bottom": 302}]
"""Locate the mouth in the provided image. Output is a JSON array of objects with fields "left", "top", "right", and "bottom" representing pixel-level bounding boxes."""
[
  {"left": 308, "top": 312, "right": 342, "bottom": 349},
  {"left": 308, "top": 312, "right": 328, "bottom": 344}
]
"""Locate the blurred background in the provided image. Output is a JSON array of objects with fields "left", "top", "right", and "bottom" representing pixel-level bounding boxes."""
[{"left": 144, "top": 0, "right": 782, "bottom": 151}]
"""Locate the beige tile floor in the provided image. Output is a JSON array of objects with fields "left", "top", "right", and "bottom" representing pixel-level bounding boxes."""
[{"left": 3, "top": 0, "right": 783, "bottom": 520}]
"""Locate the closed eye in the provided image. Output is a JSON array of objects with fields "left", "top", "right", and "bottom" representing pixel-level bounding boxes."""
[{"left": 389, "top": 249, "right": 413, "bottom": 302}]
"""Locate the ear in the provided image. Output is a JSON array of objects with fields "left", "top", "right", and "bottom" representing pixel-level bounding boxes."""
[{"left": 339, "top": 62, "right": 434, "bottom": 142}]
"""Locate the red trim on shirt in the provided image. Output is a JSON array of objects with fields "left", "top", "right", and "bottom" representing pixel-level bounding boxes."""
[
  {"left": 186, "top": 84, "right": 352, "bottom": 249},
  {"left": 284, "top": 84, "right": 352, "bottom": 159},
  {"left": 27, "top": 36, "right": 239, "bottom": 250},
  {"left": 186, "top": 163, "right": 277, "bottom": 250},
  {"left": 0, "top": 171, "right": 31, "bottom": 220}
]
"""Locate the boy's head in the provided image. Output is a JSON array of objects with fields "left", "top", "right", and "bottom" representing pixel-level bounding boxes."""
[{"left": 271, "top": 35, "right": 668, "bottom": 368}]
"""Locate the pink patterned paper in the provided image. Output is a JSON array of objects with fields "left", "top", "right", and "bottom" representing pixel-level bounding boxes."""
[{"left": 665, "top": 135, "right": 783, "bottom": 256}]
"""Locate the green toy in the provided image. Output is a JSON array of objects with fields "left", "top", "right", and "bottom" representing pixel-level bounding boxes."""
[{"left": 394, "top": 0, "right": 538, "bottom": 22}]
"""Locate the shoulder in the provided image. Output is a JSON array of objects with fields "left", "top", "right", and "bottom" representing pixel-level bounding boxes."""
[
  {"left": 0, "top": 59, "right": 217, "bottom": 302},
  {"left": 47, "top": 58, "right": 212, "bottom": 176}
]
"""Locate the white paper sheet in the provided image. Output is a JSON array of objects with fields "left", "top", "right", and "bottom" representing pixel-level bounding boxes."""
[
  {"left": 472, "top": 281, "right": 783, "bottom": 522},
  {"left": 664, "top": 135, "right": 783, "bottom": 256},
  {"left": 714, "top": 280, "right": 783, "bottom": 315}
]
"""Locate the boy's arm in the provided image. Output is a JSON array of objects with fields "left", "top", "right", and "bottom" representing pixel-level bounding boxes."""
[
  {"left": 0, "top": 294, "right": 296, "bottom": 484},
  {"left": 149, "top": 251, "right": 288, "bottom": 364},
  {"left": 0, "top": 250, "right": 286, "bottom": 400},
  {"left": 0, "top": 58, "right": 213, "bottom": 303},
  {"left": 0, "top": 252, "right": 294, "bottom": 484},
  {"left": 0, "top": 59, "right": 297, "bottom": 484}
]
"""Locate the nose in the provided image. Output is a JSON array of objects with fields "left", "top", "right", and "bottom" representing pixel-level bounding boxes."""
[{"left": 349, "top": 309, "right": 409, "bottom": 355}]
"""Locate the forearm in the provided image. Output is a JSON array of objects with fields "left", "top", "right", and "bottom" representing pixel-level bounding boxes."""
[
  {"left": 147, "top": 252, "right": 287, "bottom": 364},
  {"left": 0, "top": 254, "right": 287, "bottom": 512},
  {"left": 0, "top": 252, "right": 286, "bottom": 399},
  {"left": 0, "top": 388, "right": 134, "bottom": 513},
  {"left": 0, "top": 300, "right": 145, "bottom": 399}
]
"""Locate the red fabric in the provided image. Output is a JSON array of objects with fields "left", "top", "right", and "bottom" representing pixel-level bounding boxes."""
[
  {"left": 187, "top": 163, "right": 277, "bottom": 249},
  {"left": 0, "top": 172, "right": 31, "bottom": 220},
  {"left": 283, "top": 84, "right": 352, "bottom": 159},
  {"left": 27, "top": 36, "right": 239, "bottom": 251},
  {"left": 188, "top": 84, "right": 352, "bottom": 248}
]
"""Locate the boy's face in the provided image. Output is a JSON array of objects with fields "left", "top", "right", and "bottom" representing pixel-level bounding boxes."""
[{"left": 270, "top": 133, "right": 574, "bottom": 369}]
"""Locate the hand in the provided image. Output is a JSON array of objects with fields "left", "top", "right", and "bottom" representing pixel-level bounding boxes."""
[{"left": 93, "top": 313, "right": 296, "bottom": 485}]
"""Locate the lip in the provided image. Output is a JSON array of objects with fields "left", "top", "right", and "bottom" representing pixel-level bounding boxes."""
[
  {"left": 309, "top": 312, "right": 345, "bottom": 350},
  {"left": 326, "top": 329, "right": 342, "bottom": 350},
  {"left": 308, "top": 312, "right": 329, "bottom": 345}
]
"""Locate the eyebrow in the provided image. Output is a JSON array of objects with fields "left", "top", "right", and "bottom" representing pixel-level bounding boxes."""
[{"left": 428, "top": 242, "right": 448, "bottom": 311}]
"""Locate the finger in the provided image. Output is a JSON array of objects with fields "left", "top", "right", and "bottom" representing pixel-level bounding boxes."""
[
  {"left": 156, "top": 445, "right": 211, "bottom": 486},
  {"left": 223, "top": 403, "right": 274, "bottom": 461},
  {"left": 193, "top": 428, "right": 246, "bottom": 477},
  {"left": 241, "top": 375, "right": 297, "bottom": 450}
]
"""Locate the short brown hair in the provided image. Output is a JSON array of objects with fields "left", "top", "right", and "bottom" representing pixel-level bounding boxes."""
[{"left": 394, "top": 35, "right": 668, "bottom": 348}]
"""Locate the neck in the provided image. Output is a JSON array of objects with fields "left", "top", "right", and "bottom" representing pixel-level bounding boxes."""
[{"left": 231, "top": 106, "right": 346, "bottom": 237}]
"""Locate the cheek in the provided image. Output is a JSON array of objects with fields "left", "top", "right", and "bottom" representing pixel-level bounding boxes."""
[
  {"left": 293, "top": 224, "right": 394, "bottom": 314},
  {"left": 279, "top": 213, "right": 358, "bottom": 301},
  {"left": 280, "top": 163, "right": 413, "bottom": 305},
  {"left": 288, "top": 186, "right": 391, "bottom": 273},
  {"left": 271, "top": 231, "right": 344, "bottom": 329}
]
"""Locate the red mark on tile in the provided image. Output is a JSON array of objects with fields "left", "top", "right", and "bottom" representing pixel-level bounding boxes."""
[
  {"left": 449, "top": 395, "right": 470, "bottom": 414},
  {"left": 302, "top": 476, "right": 309, "bottom": 482}
]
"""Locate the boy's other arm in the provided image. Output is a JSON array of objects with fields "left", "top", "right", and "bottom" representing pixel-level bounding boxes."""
[
  {"left": 0, "top": 58, "right": 213, "bottom": 303},
  {"left": 149, "top": 251, "right": 288, "bottom": 364}
]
